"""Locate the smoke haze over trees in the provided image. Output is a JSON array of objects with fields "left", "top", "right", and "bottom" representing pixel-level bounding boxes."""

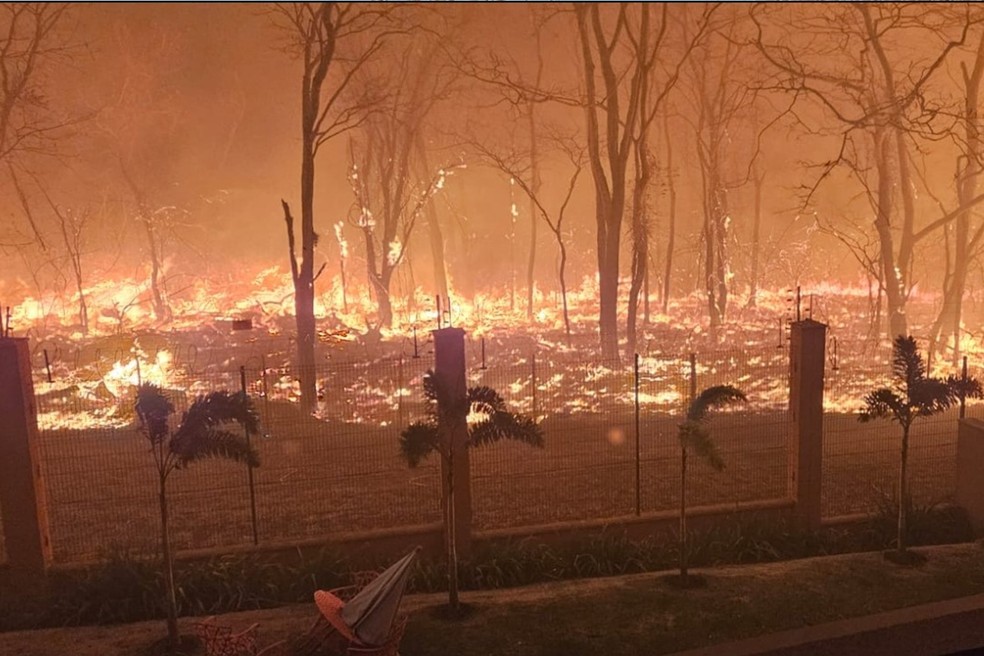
[{"left": 2, "top": 3, "right": 984, "bottom": 363}]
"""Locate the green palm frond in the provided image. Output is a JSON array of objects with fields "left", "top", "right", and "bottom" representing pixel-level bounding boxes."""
[
  {"left": 134, "top": 386, "right": 263, "bottom": 472},
  {"left": 171, "top": 428, "right": 259, "bottom": 468},
  {"left": 399, "top": 421, "right": 442, "bottom": 467},
  {"left": 860, "top": 388, "right": 905, "bottom": 423},
  {"left": 421, "top": 370, "right": 469, "bottom": 421},
  {"left": 860, "top": 336, "right": 981, "bottom": 427},
  {"left": 909, "top": 378, "right": 957, "bottom": 417},
  {"left": 891, "top": 335, "right": 925, "bottom": 388},
  {"left": 400, "top": 375, "right": 543, "bottom": 464},
  {"left": 679, "top": 421, "right": 725, "bottom": 471},
  {"left": 135, "top": 384, "right": 174, "bottom": 445},
  {"left": 468, "top": 411, "right": 544, "bottom": 449},
  {"left": 175, "top": 391, "right": 260, "bottom": 439},
  {"left": 686, "top": 385, "right": 747, "bottom": 422},
  {"left": 466, "top": 386, "right": 508, "bottom": 415},
  {"left": 948, "top": 375, "right": 984, "bottom": 403}
]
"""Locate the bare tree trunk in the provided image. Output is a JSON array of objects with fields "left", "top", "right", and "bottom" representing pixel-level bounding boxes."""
[
  {"left": 747, "top": 166, "right": 764, "bottom": 309},
  {"left": 376, "top": 271, "right": 394, "bottom": 328},
  {"left": 599, "top": 226, "right": 622, "bottom": 360},
  {"left": 282, "top": 199, "right": 317, "bottom": 413},
  {"left": 526, "top": 101, "right": 539, "bottom": 322},
  {"left": 662, "top": 111, "right": 676, "bottom": 315},
  {"left": 713, "top": 185, "right": 729, "bottom": 324},
  {"left": 932, "top": 33, "right": 984, "bottom": 365},
  {"left": 872, "top": 126, "right": 908, "bottom": 338},
  {"left": 559, "top": 241, "right": 571, "bottom": 342},
  {"left": 575, "top": 4, "right": 650, "bottom": 361},
  {"left": 627, "top": 141, "right": 652, "bottom": 356},
  {"left": 416, "top": 136, "right": 449, "bottom": 300},
  {"left": 142, "top": 216, "right": 171, "bottom": 323},
  {"left": 643, "top": 262, "right": 650, "bottom": 326}
]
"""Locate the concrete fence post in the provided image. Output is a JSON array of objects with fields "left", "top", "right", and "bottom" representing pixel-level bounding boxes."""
[
  {"left": 788, "top": 319, "right": 827, "bottom": 530},
  {"left": 956, "top": 419, "right": 984, "bottom": 536},
  {"left": 432, "top": 327, "right": 472, "bottom": 557},
  {"left": 0, "top": 338, "right": 52, "bottom": 574}
]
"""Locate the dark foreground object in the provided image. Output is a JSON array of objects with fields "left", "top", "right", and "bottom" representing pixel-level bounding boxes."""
[
  {"left": 147, "top": 635, "right": 198, "bottom": 656},
  {"left": 672, "top": 593, "right": 984, "bottom": 656},
  {"left": 663, "top": 573, "right": 708, "bottom": 589},
  {"left": 884, "top": 549, "right": 929, "bottom": 566},
  {"left": 428, "top": 602, "right": 478, "bottom": 622}
]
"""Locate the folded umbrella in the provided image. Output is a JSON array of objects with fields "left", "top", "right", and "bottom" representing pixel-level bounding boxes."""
[{"left": 340, "top": 547, "right": 420, "bottom": 646}]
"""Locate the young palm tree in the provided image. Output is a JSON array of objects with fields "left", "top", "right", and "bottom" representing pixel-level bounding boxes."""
[
  {"left": 400, "top": 370, "right": 543, "bottom": 613},
  {"left": 860, "top": 335, "right": 981, "bottom": 561},
  {"left": 676, "top": 385, "right": 746, "bottom": 586},
  {"left": 135, "top": 384, "right": 260, "bottom": 652}
]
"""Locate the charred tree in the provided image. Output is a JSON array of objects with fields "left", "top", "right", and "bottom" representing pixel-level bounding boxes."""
[
  {"left": 416, "top": 135, "right": 450, "bottom": 300},
  {"left": 754, "top": 4, "right": 980, "bottom": 340},
  {"left": 345, "top": 36, "right": 453, "bottom": 329},
  {"left": 574, "top": 4, "right": 648, "bottom": 360},
  {"left": 272, "top": 3, "right": 402, "bottom": 412},
  {"left": 471, "top": 137, "right": 584, "bottom": 343},
  {"left": 931, "top": 29, "right": 984, "bottom": 365},
  {"left": 662, "top": 109, "right": 677, "bottom": 315},
  {"left": 746, "top": 163, "right": 764, "bottom": 309}
]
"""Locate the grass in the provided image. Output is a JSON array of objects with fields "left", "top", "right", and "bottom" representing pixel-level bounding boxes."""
[
  {"left": 401, "top": 543, "right": 984, "bottom": 656},
  {"left": 3, "top": 543, "right": 984, "bottom": 656},
  {"left": 0, "top": 509, "right": 969, "bottom": 633}
]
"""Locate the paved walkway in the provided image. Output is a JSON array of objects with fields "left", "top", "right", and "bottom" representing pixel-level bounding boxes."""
[{"left": 671, "top": 593, "right": 984, "bottom": 656}]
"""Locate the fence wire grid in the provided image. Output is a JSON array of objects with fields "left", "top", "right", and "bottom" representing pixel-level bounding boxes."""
[{"left": 4, "top": 336, "right": 975, "bottom": 565}]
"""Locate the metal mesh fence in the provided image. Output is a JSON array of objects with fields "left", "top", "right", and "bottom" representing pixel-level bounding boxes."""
[
  {"left": 32, "top": 358, "right": 441, "bottom": 564},
  {"left": 18, "top": 334, "right": 973, "bottom": 565},
  {"left": 468, "top": 346, "right": 790, "bottom": 531}
]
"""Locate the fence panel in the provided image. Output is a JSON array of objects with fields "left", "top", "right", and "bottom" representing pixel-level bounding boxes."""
[
  {"left": 246, "top": 358, "right": 441, "bottom": 545},
  {"left": 32, "top": 358, "right": 442, "bottom": 563},
  {"left": 469, "top": 356, "right": 638, "bottom": 530},
  {"left": 26, "top": 332, "right": 974, "bottom": 565},
  {"left": 821, "top": 338, "right": 967, "bottom": 518}
]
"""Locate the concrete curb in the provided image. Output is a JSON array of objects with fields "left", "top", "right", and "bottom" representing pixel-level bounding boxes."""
[{"left": 670, "top": 593, "right": 984, "bottom": 656}]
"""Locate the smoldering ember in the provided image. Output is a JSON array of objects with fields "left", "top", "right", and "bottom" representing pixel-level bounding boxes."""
[{"left": 4, "top": 3, "right": 984, "bottom": 656}]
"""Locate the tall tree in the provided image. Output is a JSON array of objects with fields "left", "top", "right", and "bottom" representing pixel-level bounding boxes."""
[
  {"left": 272, "top": 3, "right": 401, "bottom": 412},
  {"left": 575, "top": 3, "right": 712, "bottom": 358},
  {"left": 574, "top": 3, "right": 649, "bottom": 359},
  {"left": 0, "top": 4, "right": 70, "bottom": 165},
  {"left": 754, "top": 4, "right": 980, "bottom": 339},
  {"left": 930, "top": 23, "right": 984, "bottom": 365},
  {"left": 345, "top": 35, "right": 457, "bottom": 329},
  {"left": 679, "top": 5, "right": 775, "bottom": 330},
  {"left": 470, "top": 134, "right": 585, "bottom": 342},
  {"left": 661, "top": 107, "right": 677, "bottom": 315}
]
